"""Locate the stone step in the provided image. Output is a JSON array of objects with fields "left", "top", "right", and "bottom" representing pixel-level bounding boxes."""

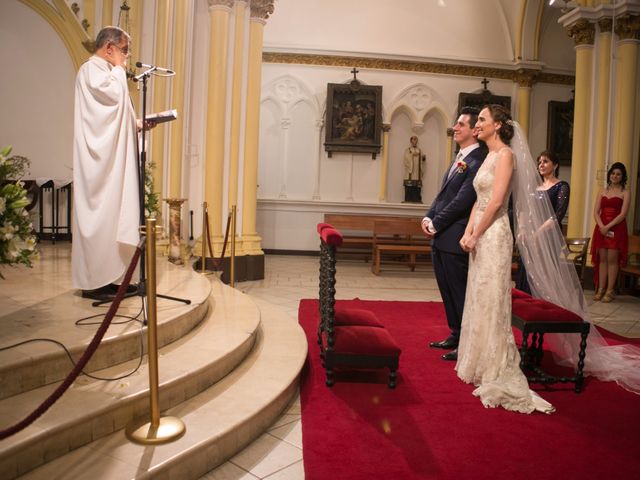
[
  {"left": 0, "top": 264, "right": 212, "bottom": 400},
  {"left": 11, "top": 284, "right": 307, "bottom": 479},
  {"left": 0, "top": 279, "right": 267, "bottom": 479}
]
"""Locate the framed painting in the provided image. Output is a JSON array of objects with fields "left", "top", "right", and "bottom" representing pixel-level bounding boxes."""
[
  {"left": 547, "top": 100, "right": 574, "bottom": 165},
  {"left": 457, "top": 90, "right": 511, "bottom": 116},
  {"left": 324, "top": 80, "right": 382, "bottom": 159}
]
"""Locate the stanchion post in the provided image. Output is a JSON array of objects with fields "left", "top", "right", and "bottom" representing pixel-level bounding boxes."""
[
  {"left": 126, "top": 218, "right": 186, "bottom": 445},
  {"left": 201, "top": 202, "right": 207, "bottom": 274},
  {"left": 230, "top": 205, "right": 236, "bottom": 287}
]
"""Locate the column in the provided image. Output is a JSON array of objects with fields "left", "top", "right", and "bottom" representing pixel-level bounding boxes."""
[
  {"left": 102, "top": 0, "right": 114, "bottom": 27},
  {"left": 590, "top": 17, "right": 613, "bottom": 219},
  {"left": 228, "top": 1, "right": 248, "bottom": 211},
  {"left": 204, "top": 0, "right": 233, "bottom": 250},
  {"left": 611, "top": 14, "right": 640, "bottom": 225},
  {"left": 241, "top": 0, "right": 274, "bottom": 256},
  {"left": 149, "top": 0, "right": 171, "bottom": 223},
  {"left": 126, "top": 0, "right": 143, "bottom": 107},
  {"left": 514, "top": 68, "right": 538, "bottom": 138},
  {"left": 565, "top": 19, "right": 595, "bottom": 237},
  {"left": 378, "top": 124, "right": 391, "bottom": 201},
  {"left": 168, "top": 0, "right": 191, "bottom": 199},
  {"left": 312, "top": 119, "right": 324, "bottom": 200},
  {"left": 83, "top": 0, "right": 96, "bottom": 37}
]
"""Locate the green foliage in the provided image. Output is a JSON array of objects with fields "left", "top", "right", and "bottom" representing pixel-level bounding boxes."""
[
  {"left": 145, "top": 161, "right": 159, "bottom": 218},
  {"left": 0, "top": 146, "right": 38, "bottom": 278}
]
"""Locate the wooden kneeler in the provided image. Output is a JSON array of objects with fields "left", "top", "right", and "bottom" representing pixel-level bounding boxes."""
[
  {"left": 317, "top": 224, "right": 401, "bottom": 388},
  {"left": 511, "top": 288, "right": 590, "bottom": 393}
]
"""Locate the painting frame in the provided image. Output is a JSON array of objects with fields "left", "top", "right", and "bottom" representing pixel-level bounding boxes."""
[
  {"left": 547, "top": 100, "right": 574, "bottom": 166},
  {"left": 324, "top": 80, "right": 383, "bottom": 159}
]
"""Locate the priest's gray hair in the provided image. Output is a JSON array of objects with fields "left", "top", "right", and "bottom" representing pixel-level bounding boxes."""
[{"left": 95, "top": 26, "right": 130, "bottom": 50}]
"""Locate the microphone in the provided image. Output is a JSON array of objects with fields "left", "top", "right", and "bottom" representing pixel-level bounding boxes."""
[{"left": 135, "top": 61, "right": 175, "bottom": 75}]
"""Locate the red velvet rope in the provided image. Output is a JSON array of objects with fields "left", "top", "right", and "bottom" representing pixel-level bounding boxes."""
[
  {"left": 0, "top": 246, "right": 142, "bottom": 440},
  {"left": 204, "top": 209, "right": 232, "bottom": 269}
]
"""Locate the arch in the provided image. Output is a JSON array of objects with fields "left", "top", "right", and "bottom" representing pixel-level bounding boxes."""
[
  {"left": 262, "top": 74, "right": 321, "bottom": 120},
  {"left": 19, "top": 0, "right": 91, "bottom": 70},
  {"left": 386, "top": 83, "right": 451, "bottom": 128}
]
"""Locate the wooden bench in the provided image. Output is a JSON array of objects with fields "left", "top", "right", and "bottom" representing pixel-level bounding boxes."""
[
  {"left": 317, "top": 224, "right": 401, "bottom": 388},
  {"left": 511, "top": 288, "right": 590, "bottom": 393},
  {"left": 619, "top": 235, "right": 640, "bottom": 294},
  {"left": 371, "top": 219, "right": 431, "bottom": 275},
  {"left": 323, "top": 213, "right": 424, "bottom": 260}
]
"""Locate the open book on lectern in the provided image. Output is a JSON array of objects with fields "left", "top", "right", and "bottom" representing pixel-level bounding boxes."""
[{"left": 146, "top": 109, "right": 178, "bottom": 125}]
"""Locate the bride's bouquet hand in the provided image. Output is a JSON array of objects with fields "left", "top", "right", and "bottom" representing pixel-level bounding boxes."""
[{"left": 460, "top": 234, "right": 477, "bottom": 253}]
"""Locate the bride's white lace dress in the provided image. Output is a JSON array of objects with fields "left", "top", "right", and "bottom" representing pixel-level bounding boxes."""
[{"left": 455, "top": 148, "right": 555, "bottom": 414}]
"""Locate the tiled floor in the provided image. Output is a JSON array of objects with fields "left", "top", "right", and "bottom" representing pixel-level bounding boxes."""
[{"left": 2, "top": 246, "right": 638, "bottom": 480}]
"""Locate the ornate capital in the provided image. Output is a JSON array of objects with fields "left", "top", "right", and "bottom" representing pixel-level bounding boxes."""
[
  {"left": 208, "top": 0, "right": 234, "bottom": 9},
  {"left": 250, "top": 0, "right": 274, "bottom": 21},
  {"left": 566, "top": 19, "right": 595, "bottom": 46},
  {"left": 382, "top": 124, "right": 391, "bottom": 133},
  {"left": 514, "top": 68, "right": 539, "bottom": 88},
  {"left": 597, "top": 17, "right": 613, "bottom": 34},
  {"left": 614, "top": 15, "right": 640, "bottom": 41}
]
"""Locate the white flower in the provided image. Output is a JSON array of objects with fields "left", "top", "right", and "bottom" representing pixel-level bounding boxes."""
[
  {"left": 0, "top": 197, "right": 5, "bottom": 215},
  {"left": 6, "top": 238, "right": 20, "bottom": 260},
  {"left": 0, "top": 222, "right": 16, "bottom": 240}
]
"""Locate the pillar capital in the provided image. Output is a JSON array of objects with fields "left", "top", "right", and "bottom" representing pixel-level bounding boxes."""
[
  {"left": 614, "top": 14, "right": 640, "bottom": 41},
  {"left": 597, "top": 17, "right": 613, "bottom": 33},
  {"left": 250, "top": 0, "right": 274, "bottom": 22},
  {"left": 566, "top": 19, "right": 596, "bottom": 46},
  {"left": 208, "top": 0, "right": 234, "bottom": 12},
  {"left": 382, "top": 124, "right": 391, "bottom": 133},
  {"left": 514, "top": 68, "right": 539, "bottom": 88}
]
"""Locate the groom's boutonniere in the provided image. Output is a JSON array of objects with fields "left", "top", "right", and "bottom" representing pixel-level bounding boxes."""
[{"left": 456, "top": 159, "right": 468, "bottom": 173}]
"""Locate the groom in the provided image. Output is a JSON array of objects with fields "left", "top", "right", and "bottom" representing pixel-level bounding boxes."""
[{"left": 421, "top": 107, "right": 486, "bottom": 361}]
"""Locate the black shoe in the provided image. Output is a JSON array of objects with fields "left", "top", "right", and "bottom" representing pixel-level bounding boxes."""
[
  {"left": 108, "top": 283, "right": 139, "bottom": 294},
  {"left": 81, "top": 285, "right": 116, "bottom": 301},
  {"left": 442, "top": 349, "right": 458, "bottom": 361},
  {"left": 429, "top": 337, "right": 458, "bottom": 350}
]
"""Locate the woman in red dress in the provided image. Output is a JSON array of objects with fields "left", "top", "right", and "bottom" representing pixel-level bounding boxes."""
[{"left": 591, "top": 162, "right": 630, "bottom": 303}]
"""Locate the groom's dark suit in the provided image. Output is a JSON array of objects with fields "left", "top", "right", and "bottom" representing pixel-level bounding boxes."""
[{"left": 426, "top": 145, "right": 486, "bottom": 342}]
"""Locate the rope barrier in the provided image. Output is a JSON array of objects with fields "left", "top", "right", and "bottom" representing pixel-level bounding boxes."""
[
  {"left": 0, "top": 245, "right": 142, "bottom": 440},
  {"left": 203, "top": 210, "right": 231, "bottom": 270}
]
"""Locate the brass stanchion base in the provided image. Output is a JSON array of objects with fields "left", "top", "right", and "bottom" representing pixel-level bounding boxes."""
[{"left": 126, "top": 416, "right": 186, "bottom": 445}]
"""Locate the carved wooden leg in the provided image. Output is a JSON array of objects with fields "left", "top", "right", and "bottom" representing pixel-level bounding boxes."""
[
  {"left": 388, "top": 369, "right": 397, "bottom": 389},
  {"left": 519, "top": 332, "right": 530, "bottom": 370},
  {"left": 325, "top": 368, "right": 335, "bottom": 387},
  {"left": 575, "top": 331, "right": 589, "bottom": 393},
  {"left": 535, "top": 332, "right": 545, "bottom": 366}
]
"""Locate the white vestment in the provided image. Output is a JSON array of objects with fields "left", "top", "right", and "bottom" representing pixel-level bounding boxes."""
[{"left": 72, "top": 56, "right": 140, "bottom": 290}]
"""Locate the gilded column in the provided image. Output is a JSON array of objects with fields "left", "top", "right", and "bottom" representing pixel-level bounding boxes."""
[
  {"left": 611, "top": 14, "right": 640, "bottom": 225},
  {"left": 126, "top": 0, "right": 143, "bottom": 107},
  {"left": 149, "top": 0, "right": 171, "bottom": 223},
  {"left": 83, "top": 0, "right": 96, "bottom": 37},
  {"left": 312, "top": 119, "right": 324, "bottom": 200},
  {"left": 204, "top": 0, "right": 233, "bottom": 250},
  {"left": 565, "top": 19, "right": 595, "bottom": 237},
  {"left": 514, "top": 68, "right": 538, "bottom": 138},
  {"left": 168, "top": 0, "right": 191, "bottom": 199},
  {"left": 241, "top": 0, "right": 274, "bottom": 255},
  {"left": 102, "top": 0, "right": 114, "bottom": 27},
  {"left": 590, "top": 17, "right": 613, "bottom": 220},
  {"left": 228, "top": 1, "right": 248, "bottom": 211},
  {"left": 378, "top": 124, "right": 391, "bottom": 202}
]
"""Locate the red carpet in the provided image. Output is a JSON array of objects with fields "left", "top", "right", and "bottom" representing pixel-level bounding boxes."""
[{"left": 299, "top": 299, "right": 640, "bottom": 480}]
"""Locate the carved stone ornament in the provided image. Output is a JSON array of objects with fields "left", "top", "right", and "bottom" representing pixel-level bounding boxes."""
[
  {"left": 597, "top": 17, "right": 613, "bottom": 34},
  {"left": 566, "top": 19, "right": 595, "bottom": 46},
  {"left": 208, "top": 0, "right": 235, "bottom": 9},
  {"left": 250, "top": 0, "right": 275, "bottom": 20},
  {"left": 262, "top": 53, "right": 575, "bottom": 86},
  {"left": 614, "top": 15, "right": 640, "bottom": 41}
]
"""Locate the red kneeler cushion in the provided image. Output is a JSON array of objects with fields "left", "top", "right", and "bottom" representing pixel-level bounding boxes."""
[
  {"left": 316, "top": 222, "right": 334, "bottom": 234},
  {"left": 511, "top": 288, "right": 583, "bottom": 323},
  {"left": 334, "top": 306, "right": 384, "bottom": 328},
  {"left": 323, "top": 325, "right": 401, "bottom": 356}
]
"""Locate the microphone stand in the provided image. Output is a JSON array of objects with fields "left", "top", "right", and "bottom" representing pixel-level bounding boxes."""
[{"left": 93, "top": 67, "right": 190, "bottom": 309}]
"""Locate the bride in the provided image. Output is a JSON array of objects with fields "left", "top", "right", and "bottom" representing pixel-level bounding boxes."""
[
  {"left": 455, "top": 104, "right": 555, "bottom": 414},
  {"left": 455, "top": 104, "right": 640, "bottom": 414}
]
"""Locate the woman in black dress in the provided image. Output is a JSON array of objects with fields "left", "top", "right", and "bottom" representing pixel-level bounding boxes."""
[{"left": 515, "top": 151, "right": 570, "bottom": 293}]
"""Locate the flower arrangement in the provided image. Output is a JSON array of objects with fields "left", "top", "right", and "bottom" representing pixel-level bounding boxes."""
[
  {"left": 144, "top": 161, "right": 159, "bottom": 218},
  {"left": 0, "top": 146, "right": 37, "bottom": 278},
  {"left": 456, "top": 159, "right": 468, "bottom": 173}
]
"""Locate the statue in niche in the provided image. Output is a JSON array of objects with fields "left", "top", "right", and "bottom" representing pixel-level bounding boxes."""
[{"left": 403, "top": 135, "right": 425, "bottom": 203}]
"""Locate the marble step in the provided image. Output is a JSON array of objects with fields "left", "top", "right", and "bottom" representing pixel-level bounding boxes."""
[
  {"left": 12, "top": 286, "right": 308, "bottom": 480},
  {"left": 0, "top": 280, "right": 267, "bottom": 479},
  {"left": 0, "top": 264, "right": 212, "bottom": 400}
]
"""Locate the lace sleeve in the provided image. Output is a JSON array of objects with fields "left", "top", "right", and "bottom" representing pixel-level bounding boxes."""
[{"left": 553, "top": 181, "right": 570, "bottom": 224}]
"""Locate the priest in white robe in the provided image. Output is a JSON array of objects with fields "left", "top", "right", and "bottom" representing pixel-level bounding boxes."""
[{"left": 72, "top": 27, "right": 140, "bottom": 295}]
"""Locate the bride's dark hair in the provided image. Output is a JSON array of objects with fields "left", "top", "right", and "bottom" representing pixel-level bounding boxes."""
[{"left": 484, "top": 104, "right": 514, "bottom": 144}]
